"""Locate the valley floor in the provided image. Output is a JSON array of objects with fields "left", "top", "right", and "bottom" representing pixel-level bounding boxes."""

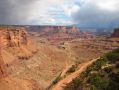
[{"left": 4, "top": 34, "right": 119, "bottom": 90}]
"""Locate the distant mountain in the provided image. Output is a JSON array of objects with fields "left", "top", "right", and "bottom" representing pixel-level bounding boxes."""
[{"left": 28, "top": 26, "right": 94, "bottom": 39}]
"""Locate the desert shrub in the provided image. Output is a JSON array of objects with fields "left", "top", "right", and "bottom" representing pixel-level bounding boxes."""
[
  {"left": 112, "top": 48, "right": 119, "bottom": 53},
  {"left": 87, "top": 58, "right": 107, "bottom": 72},
  {"left": 94, "top": 58, "right": 107, "bottom": 70},
  {"left": 109, "top": 72, "right": 119, "bottom": 83},
  {"left": 90, "top": 75, "right": 109, "bottom": 90},
  {"left": 108, "top": 80, "right": 119, "bottom": 90},
  {"left": 47, "top": 74, "right": 61, "bottom": 89},
  {"left": 52, "top": 75, "right": 61, "bottom": 85},
  {"left": 66, "top": 65, "right": 76, "bottom": 74},
  {"left": 105, "top": 52, "right": 119, "bottom": 63},
  {"left": 104, "top": 67, "right": 112, "bottom": 73},
  {"left": 64, "top": 76, "right": 83, "bottom": 90},
  {"left": 105, "top": 48, "right": 119, "bottom": 63},
  {"left": 107, "top": 72, "right": 119, "bottom": 90}
]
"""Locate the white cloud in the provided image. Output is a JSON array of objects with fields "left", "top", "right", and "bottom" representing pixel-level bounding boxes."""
[
  {"left": 0, "top": 0, "right": 77, "bottom": 25},
  {"left": 72, "top": 0, "right": 119, "bottom": 28},
  {"left": 93, "top": 0, "right": 119, "bottom": 11}
]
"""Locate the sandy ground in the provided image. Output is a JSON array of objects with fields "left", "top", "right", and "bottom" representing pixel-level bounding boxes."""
[
  {"left": 7, "top": 42, "right": 70, "bottom": 89},
  {"left": 6, "top": 38, "right": 102, "bottom": 89},
  {"left": 0, "top": 76, "right": 41, "bottom": 90}
]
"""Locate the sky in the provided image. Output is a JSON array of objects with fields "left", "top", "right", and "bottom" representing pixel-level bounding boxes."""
[{"left": 0, "top": 0, "right": 119, "bottom": 28}]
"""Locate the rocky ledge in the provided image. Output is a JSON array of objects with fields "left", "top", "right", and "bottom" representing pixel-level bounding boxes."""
[{"left": 0, "top": 26, "right": 38, "bottom": 63}]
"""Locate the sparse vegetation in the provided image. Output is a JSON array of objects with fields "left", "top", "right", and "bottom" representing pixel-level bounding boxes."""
[
  {"left": 64, "top": 48, "right": 119, "bottom": 90},
  {"left": 52, "top": 74, "right": 62, "bottom": 85},
  {"left": 47, "top": 72, "right": 62, "bottom": 89},
  {"left": 105, "top": 49, "right": 119, "bottom": 63},
  {"left": 66, "top": 65, "right": 77, "bottom": 74},
  {"left": 89, "top": 75, "right": 109, "bottom": 90}
]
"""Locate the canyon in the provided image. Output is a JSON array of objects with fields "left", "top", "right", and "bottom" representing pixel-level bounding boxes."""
[
  {"left": 0, "top": 26, "right": 119, "bottom": 90},
  {"left": 29, "top": 26, "right": 94, "bottom": 45},
  {"left": 0, "top": 26, "right": 40, "bottom": 90},
  {"left": 0, "top": 27, "right": 38, "bottom": 62}
]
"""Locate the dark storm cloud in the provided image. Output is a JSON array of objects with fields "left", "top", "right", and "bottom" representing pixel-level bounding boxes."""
[
  {"left": 0, "top": 0, "right": 76, "bottom": 25},
  {"left": 0, "top": 0, "right": 37, "bottom": 24},
  {"left": 73, "top": 8, "right": 119, "bottom": 28}
]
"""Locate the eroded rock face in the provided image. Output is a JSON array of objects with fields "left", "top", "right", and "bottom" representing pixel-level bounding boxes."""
[
  {"left": 0, "top": 55, "right": 6, "bottom": 78},
  {"left": 29, "top": 26, "right": 79, "bottom": 34},
  {"left": 29, "top": 26, "right": 94, "bottom": 46},
  {"left": 0, "top": 26, "right": 41, "bottom": 90},
  {"left": 0, "top": 26, "right": 38, "bottom": 63},
  {"left": 111, "top": 28, "right": 119, "bottom": 38},
  {"left": 0, "top": 27, "right": 28, "bottom": 47},
  {"left": 29, "top": 26, "right": 94, "bottom": 39}
]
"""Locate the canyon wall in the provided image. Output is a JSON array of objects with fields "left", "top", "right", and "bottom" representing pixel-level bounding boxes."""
[
  {"left": 29, "top": 26, "right": 79, "bottom": 34},
  {"left": 0, "top": 54, "right": 6, "bottom": 78},
  {"left": 0, "top": 26, "right": 38, "bottom": 64},
  {"left": 0, "top": 27, "right": 28, "bottom": 47},
  {"left": 0, "top": 26, "right": 41, "bottom": 90},
  {"left": 29, "top": 26, "right": 94, "bottom": 39}
]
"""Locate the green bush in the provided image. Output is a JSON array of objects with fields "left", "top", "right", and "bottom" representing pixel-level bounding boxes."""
[
  {"left": 108, "top": 72, "right": 119, "bottom": 90},
  {"left": 87, "top": 58, "right": 107, "bottom": 71},
  {"left": 90, "top": 75, "right": 109, "bottom": 90},
  {"left": 64, "top": 77, "right": 83, "bottom": 90},
  {"left": 104, "top": 67, "right": 112, "bottom": 73},
  {"left": 112, "top": 48, "right": 119, "bottom": 53},
  {"left": 108, "top": 81, "right": 119, "bottom": 90},
  {"left": 105, "top": 53, "right": 119, "bottom": 63},
  {"left": 105, "top": 48, "right": 119, "bottom": 63},
  {"left": 52, "top": 75, "right": 61, "bottom": 85}
]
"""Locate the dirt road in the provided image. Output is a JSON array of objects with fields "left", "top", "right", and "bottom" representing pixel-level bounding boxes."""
[{"left": 53, "top": 58, "right": 99, "bottom": 90}]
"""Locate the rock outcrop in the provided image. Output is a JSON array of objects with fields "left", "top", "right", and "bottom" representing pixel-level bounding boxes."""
[
  {"left": 0, "top": 53, "right": 7, "bottom": 78},
  {"left": 29, "top": 26, "right": 94, "bottom": 40},
  {"left": 0, "top": 27, "right": 28, "bottom": 47},
  {"left": 29, "top": 26, "right": 80, "bottom": 35},
  {"left": 28, "top": 26, "right": 94, "bottom": 45},
  {"left": 0, "top": 26, "right": 38, "bottom": 64},
  {"left": 111, "top": 28, "right": 119, "bottom": 38},
  {"left": 0, "top": 26, "right": 41, "bottom": 90}
]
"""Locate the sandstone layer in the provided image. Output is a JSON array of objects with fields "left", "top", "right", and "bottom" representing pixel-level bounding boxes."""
[
  {"left": 0, "top": 26, "right": 38, "bottom": 65},
  {"left": 0, "top": 26, "right": 40, "bottom": 90}
]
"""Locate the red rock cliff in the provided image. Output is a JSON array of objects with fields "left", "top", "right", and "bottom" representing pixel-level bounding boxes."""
[
  {"left": 0, "top": 54, "right": 6, "bottom": 78},
  {"left": 0, "top": 27, "right": 28, "bottom": 47},
  {"left": 0, "top": 27, "right": 38, "bottom": 64}
]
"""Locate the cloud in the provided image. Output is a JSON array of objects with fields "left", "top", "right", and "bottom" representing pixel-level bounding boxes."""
[
  {"left": 0, "top": 0, "right": 38, "bottom": 24},
  {"left": 0, "top": 0, "right": 119, "bottom": 28},
  {"left": 0, "top": 0, "right": 77, "bottom": 25},
  {"left": 72, "top": 0, "right": 119, "bottom": 28}
]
